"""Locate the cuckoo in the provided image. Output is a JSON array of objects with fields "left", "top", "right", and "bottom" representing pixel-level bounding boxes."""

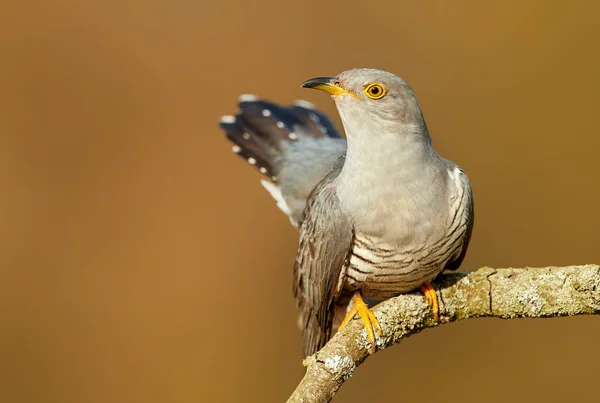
[{"left": 219, "top": 68, "right": 474, "bottom": 357}]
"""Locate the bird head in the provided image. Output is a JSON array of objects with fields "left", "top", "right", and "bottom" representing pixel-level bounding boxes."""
[{"left": 301, "top": 68, "right": 426, "bottom": 139}]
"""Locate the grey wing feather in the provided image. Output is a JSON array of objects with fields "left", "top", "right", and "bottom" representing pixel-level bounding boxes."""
[
  {"left": 293, "top": 158, "right": 353, "bottom": 357},
  {"left": 279, "top": 138, "right": 346, "bottom": 225},
  {"left": 444, "top": 165, "right": 474, "bottom": 271}
]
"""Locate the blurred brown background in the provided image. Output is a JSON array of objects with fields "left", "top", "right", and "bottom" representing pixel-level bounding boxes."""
[{"left": 1, "top": 0, "right": 599, "bottom": 402}]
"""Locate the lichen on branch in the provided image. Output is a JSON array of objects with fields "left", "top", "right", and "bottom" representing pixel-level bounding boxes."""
[{"left": 288, "top": 265, "right": 600, "bottom": 403}]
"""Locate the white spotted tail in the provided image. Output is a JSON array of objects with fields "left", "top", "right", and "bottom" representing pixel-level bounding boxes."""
[{"left": 219, "top": 95, "right": 347, "bottom": 225}]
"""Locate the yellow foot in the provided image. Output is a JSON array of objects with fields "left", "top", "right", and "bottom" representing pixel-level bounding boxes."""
[
  {"left": 338, "top": 293, "right": 382, "bottom": 354},
  {"left": 419, "top": 282, "right": 439, "bottom": 321}
]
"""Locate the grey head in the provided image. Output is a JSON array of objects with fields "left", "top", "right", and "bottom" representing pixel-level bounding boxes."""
[
  {"left": 301, "top": 68, "right": 429, "bottom": 143},
  {"left": 301, "top": 68, "right": 444, "bottom": 242}
]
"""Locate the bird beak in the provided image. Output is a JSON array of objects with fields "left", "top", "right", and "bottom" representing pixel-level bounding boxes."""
[{"left": 301, "top": 76, "right": 358, "bottom": 98}]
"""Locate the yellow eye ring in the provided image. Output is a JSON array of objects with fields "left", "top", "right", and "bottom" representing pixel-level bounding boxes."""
[{"left": 364, "top": 83, "right": 386, "bottom": 100}]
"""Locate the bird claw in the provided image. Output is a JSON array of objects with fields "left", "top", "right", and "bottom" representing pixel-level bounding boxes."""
[
  {"left": 338, "top": 294, "right": 382, "bottom": 354},
  {"left": 419, "top": 282, "right": 440, "bottom": 321}
]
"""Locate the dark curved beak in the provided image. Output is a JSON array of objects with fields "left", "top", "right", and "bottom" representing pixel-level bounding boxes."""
[
  {"left": 301, "top": 76, "right": 336, "bottom": 89},
  {"left": 301, "top": 76, "right": 357, "bottom": 98}
]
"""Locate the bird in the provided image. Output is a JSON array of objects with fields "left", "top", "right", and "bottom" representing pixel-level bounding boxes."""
[{"left": 219, "top": 68, "right": 474, "bottom": 358}]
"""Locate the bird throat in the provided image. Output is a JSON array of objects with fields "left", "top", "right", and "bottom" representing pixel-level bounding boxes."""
[{"left": 335, "top": 129, "right": 443, "bottom": 239}]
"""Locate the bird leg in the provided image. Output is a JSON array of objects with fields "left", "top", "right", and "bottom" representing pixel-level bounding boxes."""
[
  {"left": 419, "top": 282, "right": 439, "bottom": 321},
  {"left": 338, "top": 293, "right": 382, "bottom": 354}
]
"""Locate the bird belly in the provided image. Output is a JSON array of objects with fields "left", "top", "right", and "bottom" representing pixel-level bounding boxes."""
[{"left": 344, "top": 230, "right": 464, "bottom": 300}]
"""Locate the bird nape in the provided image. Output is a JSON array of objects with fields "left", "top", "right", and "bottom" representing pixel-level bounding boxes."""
[{"left": 219, "top": 68, "right": 474, "bottom": 358}]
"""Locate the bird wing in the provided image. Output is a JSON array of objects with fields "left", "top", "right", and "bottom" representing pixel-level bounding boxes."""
[
  {"left": 279, "top": 137, "right": 347, "bottom": 226},
  {"left": 444, "top": 165, "right": 474, "bottom": 271},
  {"left": 293, "top": 158, "right": 353, "bottom": 357}
]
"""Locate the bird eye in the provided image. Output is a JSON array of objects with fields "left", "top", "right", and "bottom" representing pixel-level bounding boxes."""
[{"left": 364, "top": 83, "right": 386, "bottom": 100}]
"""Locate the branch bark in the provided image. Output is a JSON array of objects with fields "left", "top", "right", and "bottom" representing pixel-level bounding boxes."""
[{"left": 287, "top": 265, "right": 600, "bottom": 403}]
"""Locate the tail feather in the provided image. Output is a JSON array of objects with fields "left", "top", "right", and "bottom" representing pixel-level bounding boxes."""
[
  {"left": 238, "top": 97, "right": 300, "bottom": 144},
  {"left": 219, "top": 95, "right": 342, "bottom": 183},
  {"left": 288, "top": 100, "right": 343, "bottom": 139},
  {"left": 219, "top": 114, "right": 276, "bottom": 180}
]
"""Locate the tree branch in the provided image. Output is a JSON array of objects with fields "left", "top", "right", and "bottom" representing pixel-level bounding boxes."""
[{"left": 287, "top": 265, "right": 600, "bottom": 403}]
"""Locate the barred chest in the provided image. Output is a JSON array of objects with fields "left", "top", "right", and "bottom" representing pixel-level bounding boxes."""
[{"left": 341, "top": 168, "right": 470, "bottom": 299}]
